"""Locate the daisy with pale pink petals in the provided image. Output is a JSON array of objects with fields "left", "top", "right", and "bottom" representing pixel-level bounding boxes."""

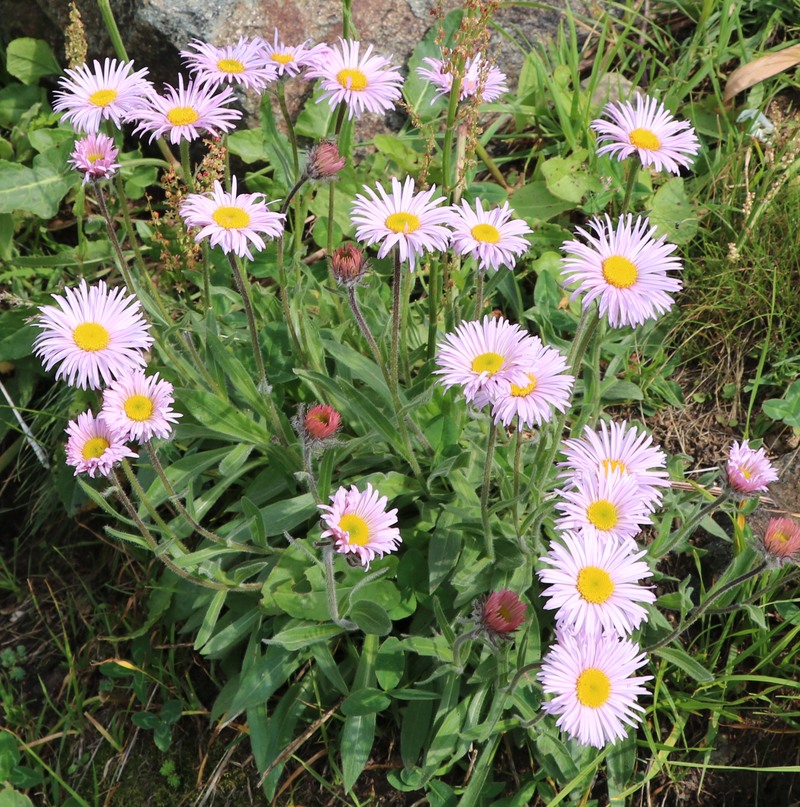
[
  {"left": 434, "top": 316, "right": 537, "bottom": 407},
  {"left": 538, "top": 628, "right": 652, "bottom": 748},
  {"left": 131, "top": 75, "right": 242, "bottom": 144},
  {"left": 318, "top": 483, "right": 402, "bottom": 569},
  {"left": 351, "top": 176, "right": 450, "bottom": 272},
  {"left": 538, "top": 532, "right": 655, "bottom": 638},
  {"left": 306, "top": 38, "right": 403, "bottom": 119},
  {"left": 559, "top": 420, "right": 669, "bottom": 510},
  {"left": 491, "top": 338, "right": 573, "bottom": 429},
  {"left": 65, "top": 410, "right": 137, "bottom": 478},
  {"left": 102, "top": 370, "right": 181, "bottom": 443},
  {"left": 726, "top": 439, "right": 778, "bottom": 495},
  {"left": 561, "top": 214, "right": 683, "bottom": 328},
  {"left": 592, "top": 94, "right": 700, "bottom": 175},
  {"left": 68, "top": 133, "right": 120, "bottom": 184},
  {"left": 448, "top": 199, "right": 532, "bottom": 273},
  {"left": 33, "top": 279, "right": 153, "bottom": 390},
  {"left": 180, "top": 176, "right": 285, "bottom": 260},
  {"left": 259, "top": 30, "right": 331, "bottom": 78},
  {"left": 53, "top": 58, "right": 151, "bottom": 133},
  {"left": 417, "top": 52, "right": 508, "bottom": 104},
  {"left": 555, "top": 470, "right": 652, "bottom": 547},
  {"left": 181, "top": 37, "right": 278, "bottom": 90}
]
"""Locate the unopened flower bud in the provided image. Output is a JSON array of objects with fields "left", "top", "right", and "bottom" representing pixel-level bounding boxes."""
[
  {"left": 331, "top": 243, "right": 368, "bottom": 286},
  {"left": 759, "top": 517, "right": 800, "bottom": 566},
  {"left": 306, "top": 140, "right": 346, "bottom": 181},
  {"left": 475, "top": 589, "right": 526, "bottom": 642},
  {"left": 305, "top": 404, "right": 341, "bottom": 441}
]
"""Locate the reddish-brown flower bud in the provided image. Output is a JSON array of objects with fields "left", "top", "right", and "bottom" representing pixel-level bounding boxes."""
[
  {"left": 304, "top": 404, "right": 341, "bottom": 441},
  {"left": 306, "top": 140, "right": 346, "bottom": 181},
  {"left": 760, "top": 517, "right": 800, "bottom": 566},
  {"left": 479, "top": 590, "right": 526, "bottom": 638},
  {"left": 331, "top": 243, "right": 368, "bottom": 286}
]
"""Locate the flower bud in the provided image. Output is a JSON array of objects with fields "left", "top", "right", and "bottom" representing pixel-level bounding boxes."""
[
  {"left": 306, "top": 140, "right": 346, "bottom": 181},
  {"left": 759, "top": 517, "right": 800, "bottom": 566},
  {"left": 304, "top": 404, "right": 341, "bottom": 441},
  {"left": 476, "top": 589, "right": 526, "bottom": 641},
  {"left": 331, "top": 243, "right": 368, "bottom": 286}
]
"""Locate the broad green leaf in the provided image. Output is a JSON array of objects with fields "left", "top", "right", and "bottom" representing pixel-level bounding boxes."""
[
  {"left": 0, "top": 84, "right": 40, "bottom": 128},
  {"left": 193, "top": 590, "right": 227, "bottom": 651},
  {"left": 341, "top": 712, "right": 376, "bottom": 793},
  {"left": 226, "top": 645, "right": 299, "bottom": 716},
  {"left": 6, "top": 38, "right": 60, "bottom": 84},
  {"left": 601, "top": 380, "right": 644, "bottom": 403},
  {"left": 428, "top": 517, "right": 462, "bottom": 592},
  {"left": 0, "top": 790, "right": 35, "bottom": 807},
  {"left": 341, "top": 687, "right": 391, "bottom": 717},
  {"left": 265, "top": 622, "right": 344, "bottom": 650},
  {"left": 375, "top": 636, "right": 404, "bottom": 691},
  {"left": 647, "top": 177, "right": 698, "bottom": 244},
  {"left": 654, "top": 646, "right": 714, "bottom": 683},
  {"left": 0, "top": 730, "right": 20, "bottom": 779},
  {"left": 0, "top": 154, "right": 75, "bottom": 218},
  {"left": 258, "top": 492, "right": 317, "bottom": 538},
  {"left": 227, "top": 129, "right": 264, "bottom": 164},
  {"left": 179, "top": 388, "right": 272, "bottom": 447},
  {"left": 541, "top": 149, "right": 602, "bottom": 203},
  {"left": 606, "top": 732, "right": 636, "bottom": 801},
  {"left": 349, "top": 600, "right": 392, "bottom": 636},
  {"left": 510, "top": 180, "right": 573, "bottom": 225}
]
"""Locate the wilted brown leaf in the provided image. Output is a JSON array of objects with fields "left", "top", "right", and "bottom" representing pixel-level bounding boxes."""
[{"left": 723, "top": 44, "right": 800, "bottom": 106}]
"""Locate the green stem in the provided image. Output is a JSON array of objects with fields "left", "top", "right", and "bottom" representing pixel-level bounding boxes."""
[
  {"left": 481, "top": 419, "right": 499, "bottom": 562},
  {"left": 441, "top": 65, "right": 464, "bottom": 197},
  {"left": 145, "top": 443, "right": 269, "bottom": 554},
  {"left": 646, "top": 560, "right": 769, "bottom": 652},
  {"left": 347, "top": 286, "right": 391, "bottom": 388},
  {"left": 474, "top": 266, "right": 485, "bottom": 320},
  {"left": 651, "top": 489, "right": 731, "bottom": 560},
  {"left": 390, "top": 248, "right": 403, "bottom": 398},
  {"left": 619, "top": 162, "right": 638, "bottom": 215},
  {"left": 513, "top": 423, "right": 525, "bottom": 546},
  {"left": 225, "top": 253, "right": 288, "bottom": 443},
  {"left": 426, "top": 255, "right": 441, "bottom": 361},
  {"left": 280, "top": 176, "right": 308, "bottom": 216},
  {"left": 277, "top": 232, "right": 307, "bottom": 362},
  {"left": 276, "top": 81, "right": 300, "bottom": 181},
  {"left": 179, "top": 140, "right": 194, "bottom": 191},
  {"left": 322, "top": 545, "right": 356, "bottom": 629},
  {"left": 93, "top": 179, "right": 135, "bottom": 292},
  {"left": 475, "top": 141, "right": 508, "bottom": 190},
  {"left": 711, "top": 565, "right": 800, "bottom": 615},
  {"left": 399, "top": 263, "right": 411, "bottom": 386}
]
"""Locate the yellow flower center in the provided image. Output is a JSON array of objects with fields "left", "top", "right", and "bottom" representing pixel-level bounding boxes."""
[
  {"left": 773, "top": 528, "right": 789, "bottom": 544},
  {"left": 212, "top": 206, "right": 251, "bottom": 229},
  {"left": 338, "top": 514, "right": 370, "bottom": 546},
  {"left": 124, "top": 394, "right": 154, "bottom": 422},
  {"left": 471, "top": 351, "right": 505, "bottom": 376},
  {"left": 217, "top": 58, "right": 245, "bottom": 74},
  {"left": 577, "top": 566, "right": 615, "bottom": 604},
  {"left": 73, "top": 322, "right": 110, "bottom": 352},
  {"left": 629, "top": 127, "right": 661, "bottom": 150},
  {"left": 586, "top": 499, "right": 619, "bottom": 531},
  {"left": 82, "top": 436, "right": 109, "bottom": 460},
  {"left": 87, "top": 152, "right": 104, "bottom": 163},
  {"left": 511, "top": 374, "right": 537, "bottom": 397},
  {"left": 337, "top": 68, "right": 368, "bottom": 91},
  {"left": 740, "top": 466, "right": 752, "bottom": 479},
  {"left": 385, "top": 212, "right": 420, "bottom": 234},
  {"left": 602, "top": 255, "right": 638, "bottom": 289},
  {"left": 471, "top": 223, "right": 500, "bottom": 243},
  {"left": 601, "top": 458, "right": 628, "bottom": 475},
  {"left": 575, "top": 668, "right": 611, "bottom": 708},
  {"left": 167, "top": 106, "right": 200, "bottom": 126},
  {"left": 271, "top": 52, "right": 294, "bottom": 65},
  {"left": 89, "top": 88, "right": 118, "bottom": 107}
]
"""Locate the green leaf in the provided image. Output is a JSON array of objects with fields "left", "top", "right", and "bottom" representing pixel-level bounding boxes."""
[
  {"left": 606, "top": 732, "right": 636, "bottom": 800},
  {"left": 428, "top": 518, "right": 462, "bottom": 593},
  {"left": 341, "top": 713, "right": 376, "bottom": 793},
  {"left": 341, "top": 687, "right": 391, "bottom": 717},
  {"left": 227, "top": 129, "right": 264, "bottom": 164},
  {"left": 265, "top": 622, "right": 344, "bottom": 651},
  {"left": 653, "top": 646, "right": 714, "bottom": 683},
  {"left": 0, "top": 790, "right": 35, "bottom": 807},
  {"left": 6, "top": 38, "right": 60, "bottom": 84},
  {"left": 375, "top": 636, "right": 404, "bottom": 691},
  {"left": 0, "top": 730, "right": 20, "bottom": 779},
  {"left": 601, "top": 380, "right": 644, "bottom": 403},
  {"left": 510, "top": 181, "right": 573, "bottom": 225},
  {"left": 227, "top": 645, "right": 300, "bottom": 716},
  {"left": 647, "top": 177, "right": 698, "bottom": 245},
  {"left": 258, "top": 492, "right": 317, "bottom": 538},
  {"left": 193, "top": 590, "right": 227, "bottom": 651},
  {"left": 0, "top": 84, "right": 39, "bottom": 128},
  {"left": 349, "top": 600, "right": 392, "bottom": 636},
  {"left": 541, "top": 149, "right": 602, "bottom": 203},
  {"left": 0, "top": 154, "right": 76, "bottom": 218},
  {"left": 179, "top": 388, "right": 272, "bottom": 447}
]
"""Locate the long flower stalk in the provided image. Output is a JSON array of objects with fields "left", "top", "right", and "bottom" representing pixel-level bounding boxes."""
[{"left": 481, "top": 419, "right": 499, "bottom": 561}]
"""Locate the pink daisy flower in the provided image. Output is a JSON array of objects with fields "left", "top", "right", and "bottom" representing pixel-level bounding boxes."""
[
  {"left": 491, "top": 338, "right": 574, "bottom": 429},
  {"left": 561, "top": 214, "right": 683, "bottom": 328},
  {"left": 33, "top": 279, "right": 153, "bottom": 390},
  {"left": 306, "top": 38, "right": 403, "bottom": 120},
  {"left": 592, "top": 94, "right": 700, "bottom": 175},
  {"left": 434, "top": 316, "right": 538, "bottom": 407},
  {"left": 53, "top": 58, "right": 151, "bottom": 134},
  {"left": 758, "top": 517, "right": 800, "bottom": 567},
  {"left": 68, "top": 133, "right": 120, "bottom": 185},
  {"left": 130, "top": 75, "right": 242, "bottom": 144},
  {"left": 554, "top": 470, "right": 653, "bottom": 547},
  {"left": 538, "top": 532, "right": 655, "bottom": 638},
  {"left": 538, "top": 628, "right": 652, "bottom": 748},
  {"left": 417, "top": 52, "right": 508, "bottom": 104},
  {"left": 101, "top": 370, "right": 181, "bottom": 443},
  {"left": 259, "top": 30, "right": 331, "bottom": 78},
  {"left": 559, "top": 420, "right": 669, "bottom": 510},
  {"left": 726, "top": 439, "right": 778, "bottom": 495},
  {"left": 350, "top": 176, "right": 450, "bottom": 272},
  {"left": 318, "top": 482, "right": 402, "bottom": 569},
  {"left": 447, "top": 199, "right": 532, "bottom": 273},
  {"left": 180, "top": 176, "right": 285, "bottom": 260},
  {"left": 65, "top": 410, "right": 137, "bottom": 478},
  {"left": 180, "top": 37, "right": 278, "bottom": 90}
]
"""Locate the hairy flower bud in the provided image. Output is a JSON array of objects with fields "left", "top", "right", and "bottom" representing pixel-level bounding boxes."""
[
  {"left": 331, "top": 243, "right": 368, "bottom": 286},
  {"left": 475, "top": 589, "right": 526, "bottom": 642},
  {"left": 304, "top": 404, "right": 341, "bottom": 441},
  {"left": 306, "top": 140, "right": 346, "bottom": 181}
]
